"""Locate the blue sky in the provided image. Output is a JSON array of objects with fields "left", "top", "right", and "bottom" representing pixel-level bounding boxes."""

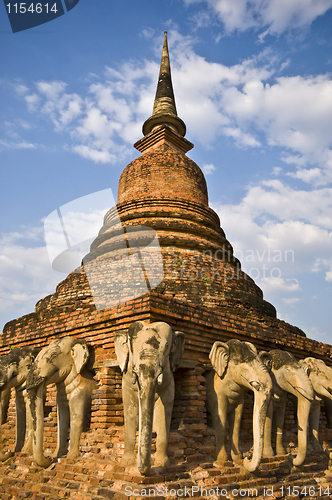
[{"left": 1, "top": 0, "right": 332, "bottom": 343}]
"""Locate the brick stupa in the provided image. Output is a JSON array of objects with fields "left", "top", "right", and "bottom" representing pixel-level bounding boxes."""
[{"left": 0, "top": 32, "right": 332, "bottom": 499}]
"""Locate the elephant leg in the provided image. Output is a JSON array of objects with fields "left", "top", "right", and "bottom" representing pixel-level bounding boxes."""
[
  {"left": 324, "top": 397, "right": 332, "bottom": 429},
  {"left": 30, "top": 385, "right": 52, "bottom": 468},
  {"left": 67, "top": 386, "right": 89, "bottom": 459},
  {"left": 0, "top": 387, "right": 11, "bottom": 426},
  {"left": 309, "top": 403, "right": 322, "bottom": 451},
  {"left": 212, "top": 394, "right": 228, "bottom": 463},
  {"left": 263, "top": 399, "right": 274, "bottom": 458},
  {"left": 22, "top": 389, "right": 33, "bottom": 454},
  {"left": 121, "top": 380, "right": 138, "bottom": 466},
  {"left": 0, "top": 387, "right": 12, "bottom": 461},
  {"left": 153, "top": 383, "right": 174, "bottom": 467},
  {"left": 275, "top": 398, "right": 286, "bottom": 456},
  {"left": 229, "top": 401, "right": 243, "bottom": 461},
  {"left": 56, "top": 382, "right": 70, "bottom": 458},
  {"left": 293, "top": 396, "right": 311, "bottom": 466},
  {"left": 14, "top": 387, "right": 26, "bottom": 453}
]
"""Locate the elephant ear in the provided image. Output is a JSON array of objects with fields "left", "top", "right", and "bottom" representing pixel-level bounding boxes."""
[
  {"left": 245, "top": 342, "right": 257, "bottom": 355},
  {"left": 209, "top": 342, "right": 230, "bottom": 379},
  {"left": 71, "top": 341, "right": 89, "bottom": 374},
  {"left": 170, "top": 331, "right": 185, "bottom": 372},
  {"left": 259, "top": 351, "right": 273, "bottom": 370},
  {"left": 127, "top": 320, "right": 145, "bottom": 348},
  {"left": 114, "top": 332, "right": 129, "bottom": 373}
]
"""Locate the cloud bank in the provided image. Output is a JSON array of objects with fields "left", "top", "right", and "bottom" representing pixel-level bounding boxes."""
[
  {"left": 184, "top": 0, "right": 332, "bottom": 38},
  {"left": 10, "top": 33, "right": 332, "bottom": 187}
]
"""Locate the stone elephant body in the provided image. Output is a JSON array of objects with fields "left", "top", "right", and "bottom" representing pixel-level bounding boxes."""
[
  {"left": 260, "top": 350, "right": 314, "bottom": 466},
  {"left": 206, "top": 339, "right": 272, "bottom": 472},
  {"left": 299, "top": 357, "right": 332, "bottom": 451},
  {"left": 115, "top": 320, "right": 184, "bottom": 475},
  {"left": 0, "top": 347, "right": 40, "bottom": 460},
  {"left": 26, "top": 337, "right": 95, "bottom": 468}
]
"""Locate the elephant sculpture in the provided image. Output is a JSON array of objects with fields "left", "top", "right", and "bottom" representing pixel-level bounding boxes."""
[
  {"left": 206, "top": 339, "right": 272, "bottom": 472},
  {"left": 25, "top": 336, "right": 94, "bottom": 468},
  {"left": 0, "top": 346, "right": 40, "bottom": 460},
  {"left": 259, "top": 349, "right": 314, "bottom": 466},
  {"left": 299, "top": 357, "right": 332, "bottom": 451},
  {"left": 114, "top": 320, "right": 184, "bottom": 475}
]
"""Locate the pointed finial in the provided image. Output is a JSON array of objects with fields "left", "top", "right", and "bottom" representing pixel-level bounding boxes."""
[{"left": 142, "top": 31, "right": 186, "bottom": 137}]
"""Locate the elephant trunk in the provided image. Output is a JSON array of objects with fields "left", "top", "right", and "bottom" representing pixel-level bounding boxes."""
[
  {"left": 137, "top": 380, "right": 156, "bottom": 475},
  {"left": 243, "top": 389, "right": 270, "bottom": 472},
  {"left": 292, "top": 396, "right": 311, "bottom": 466},
  {"left": 29, "top": 385, "right": 52, "bottom": 468}
]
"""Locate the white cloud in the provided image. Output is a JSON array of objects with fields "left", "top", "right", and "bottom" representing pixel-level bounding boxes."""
[
  {"left": 71, "top": 144, "right": 116, "bottom": 164},
  {"left": 281, "top": 297, "right": 301, "bottom": 305},
  {"left": 0, "top": 119, "right": 37, "bottom": 151},
  {"left": 223, "top": 126, "right": 261, "bottom": 147},
  {"left": 236, "top": 180, "right": 332, "bottom": 228},
  {"left": 312, "top": 257, "right": 332, "bottom": 282},
  {"left": 256, "top": 277, "right": 301, "bottom": 294},
  {"left": 0, "top": 228, "right": 65, "bottom": 328},
  {"left": 37, "top": 81, "right": 67, "bottom": 99},
  {"left": 308, "top": 326, "right": 328, "bottom": 338},
  {"left": 6, "top": 30, "right": 332, "bottom": 184},
  {"left": 25, "top": 94, "right": 40, "bottom": 112},
  {"left": 184, "top": 0, "right": 332, "bottom": 36},
  {"left": 202, "top": 163, "right": 216, "bottom": 174},
  {"left": 0, "top": 139, "right": 37, "bottom": 151},
  {"left": 220, "top": 74, "right": 332, "bottom": 184},
  {"left": 214, "top": 179, "right": 332, "bottom": 297},
  {"left": 14, "top": 84, "right": 29, "bottom": 96}
]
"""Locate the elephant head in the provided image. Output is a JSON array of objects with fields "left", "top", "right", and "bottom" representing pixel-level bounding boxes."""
[
  {"left": 115, "top": 320, "right": 184, "bottom": 475},
  {"left": 299, "top": 357, "right": 332, "bottom": 448},
  {"left": 299, "top": 358, "right": 332, "bottom": 400},
  {"left": 0, "top": 347, "right": 40, "bottom": 461},
  {"left": 260, "top": 349, "right": 314, "bottom": 466},
  {"left": 208, "top": 339, "right": 272, "bottom": 472},
  {"left": 26, "top": 337, "right": 89, "bottom": 468}
]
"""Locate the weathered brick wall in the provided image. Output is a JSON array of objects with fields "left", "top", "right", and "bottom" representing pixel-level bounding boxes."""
[
  {"left": 117, "top": 151, "right": 209, "bottom": 207},
  {"left": 1, "top": 293, "right": 332, "bottom": 469},
  {"left": 1, "top": 292, "right": 327, "bottom": 362}
]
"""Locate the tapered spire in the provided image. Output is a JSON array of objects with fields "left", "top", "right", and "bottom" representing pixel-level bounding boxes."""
[{"left": 142, "top": 31, "right": 186, "bottom": 137}]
